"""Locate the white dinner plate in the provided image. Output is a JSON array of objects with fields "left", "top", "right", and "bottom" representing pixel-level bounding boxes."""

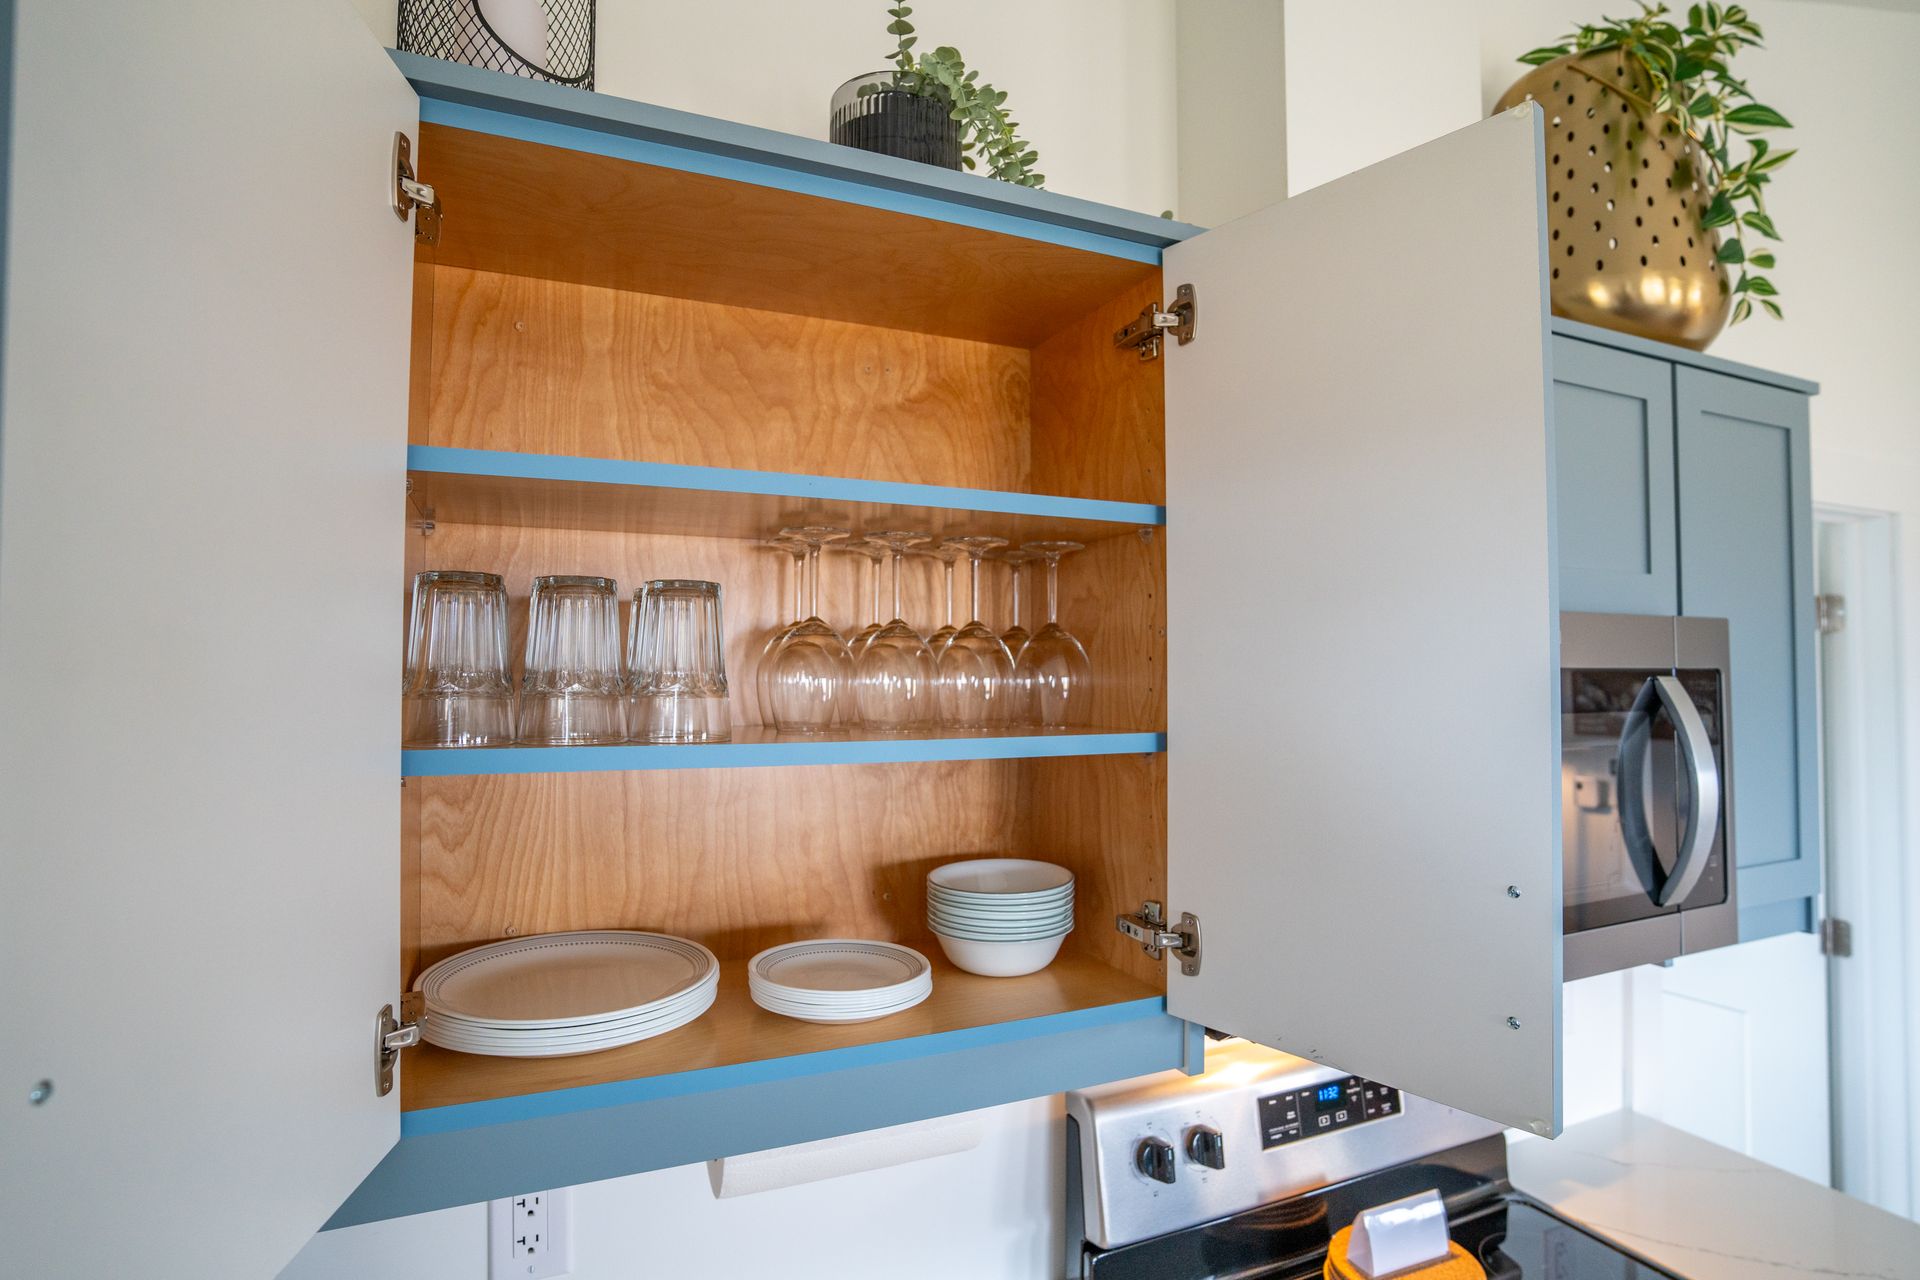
[
  {"left": 749, "top": 940, "right": 930, "bottom": 1003},
  {"left": 746, "top": 975, "right": 931, "bottom": 1011},
  {"left": 750, "top": 985, "right": 931, "bottom": 1024},
  {"left": 422, "top": 984, "right": 717, "bottom": 1057},
  {"left": 424, "top": 981, "right": 718, "bottom": 1046},
  {"left": 415, "top": 930, "right": 718, "bottom": 1027}
]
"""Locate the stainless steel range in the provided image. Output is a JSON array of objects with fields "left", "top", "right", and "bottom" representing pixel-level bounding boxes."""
[{"left": 1066, "top": 1039, "right": 1682, "bottom": 1279}]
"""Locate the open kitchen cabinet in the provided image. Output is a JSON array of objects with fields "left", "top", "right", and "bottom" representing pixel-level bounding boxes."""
[{"left": 3, "top": 15, "right": 1565, "bottom": 1271}]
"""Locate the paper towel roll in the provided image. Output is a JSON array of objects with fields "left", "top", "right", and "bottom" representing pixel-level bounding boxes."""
[{"left": 706, "top": 1112, "right": 986, "bottom": 1199}]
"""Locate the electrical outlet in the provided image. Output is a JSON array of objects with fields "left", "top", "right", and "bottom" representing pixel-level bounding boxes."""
[{"left": 488, "top": 1187, "right": 572, "bottom": 1279}]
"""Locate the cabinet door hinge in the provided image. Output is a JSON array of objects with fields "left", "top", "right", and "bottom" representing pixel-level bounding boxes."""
[
  {"left": 1817, "top": 594, "right": 1847, "bottom": 635},
  {"left": 1113, "top": 283, "right": 1196, "bottom": 362},
  {"left": 391, "top": 131, "right": 442, "bottom": 246},
  {"left": 1820, "top": 916, "right": 1854, "bottom": 957},
  {"left": 1116, "top": 900, "right": 1202, "bottom": 976},
  {"left": 376, "top": 994, "right": 424, "bottom": 1097}
]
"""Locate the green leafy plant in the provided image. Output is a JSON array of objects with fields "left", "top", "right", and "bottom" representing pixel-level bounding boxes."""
[
  {"left": 873, "top": 4, "right": 1043, "bottom": 187},
  {"left": 1520, "top": 2, "right": 1792, "bottom": 322}
]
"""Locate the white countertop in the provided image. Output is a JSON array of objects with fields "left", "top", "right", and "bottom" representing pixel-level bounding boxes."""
[{"left": 1507, "top": 1110, "right": 1918, "bottom": 1280}]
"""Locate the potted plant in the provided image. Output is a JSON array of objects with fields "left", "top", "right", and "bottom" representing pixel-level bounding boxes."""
[
  {"left": 829, "top": 4, "right": 1044, "bottom": 187},
  {"left": 1496, "top": 2, "right": 1793, "bottom": 349}
]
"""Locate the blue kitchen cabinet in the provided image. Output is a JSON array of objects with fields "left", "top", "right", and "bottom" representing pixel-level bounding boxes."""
[
  {"left": 1674, "top": 367, "right": 1820, "bottom": 940},
  {"left": 1549, "top": 321, "right": 1819, "bottom": 942},
  {"left": 1551, "top": 335, "right": 1679, "bottom": 615}
]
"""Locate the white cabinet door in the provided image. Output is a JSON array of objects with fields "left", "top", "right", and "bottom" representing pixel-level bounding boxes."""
[
  {"left": 0, "top": 4, "right": 416, "bottom": 1275},
  {"left": 1164, "top": 107, "right": 1564, "bottom": 1135}
]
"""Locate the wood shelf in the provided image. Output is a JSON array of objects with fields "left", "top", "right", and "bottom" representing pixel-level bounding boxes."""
[
  {"left": 407, "top": 446, "right": 1164, "bottom": 543},
  {"left": 400, "top": 951, "right": 1163, "bottom": 1114},
  {"left": 402, "top": 727, "right": 1166, "bottom": 777}
]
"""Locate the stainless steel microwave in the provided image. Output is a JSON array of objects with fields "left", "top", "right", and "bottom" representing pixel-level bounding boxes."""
[{"left": 1562, "top": 612, "right": 1737, "bottom": 979}]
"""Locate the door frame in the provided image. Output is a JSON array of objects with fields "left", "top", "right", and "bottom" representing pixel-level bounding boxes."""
[{"left": 1814, "top": 502, "right": 1913, "bottom": 1215}]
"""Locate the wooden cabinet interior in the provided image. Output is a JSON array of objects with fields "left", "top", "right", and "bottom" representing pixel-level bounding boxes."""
[{"left": 400, "top": 124, "right": 1170, "bottom": 1111}]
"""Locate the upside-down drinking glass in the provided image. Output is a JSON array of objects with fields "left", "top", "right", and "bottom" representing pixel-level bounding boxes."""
[
  {"left": 628, "top": 579, "right": 731, "bottom": 743},
  {"left": 767, "top": 526, "right": 854, "bottom": 734},
  {"left": 854, "top": 531, "right": 937, "bottom": 733},
  {"left": 935, "top": 536, "right": 1016, "bottom": 732},
  {"left": 403, "top": 570, "right": 516, "bottom": 747},
  {"left": 1014, "top": 541, "right": 1093, "bottom": 729},
  {"left": 520, "top": 575, "right": 627, "bottom": 745}
]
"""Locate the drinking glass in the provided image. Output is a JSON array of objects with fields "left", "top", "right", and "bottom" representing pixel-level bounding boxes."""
[
  {"left": 854, "top": 531, "right": 937, "bottom": 733},
  {"left": 754, "top": 537, "right": 809, "bottom": 726},
  {"left": 833, "top": 540, "right": 888, "bottom": 657},
  {"left": 767, "top": 526, "right": 854, "bottom": 734},
  {"left": 921, "top": 541, "right": 966, "bottom": 659},
  {"left": 628, "top": 579, "right": 731, "bottom": 743},
  {"left": 519, "top": 574, "right": 627, "bottom": 745},
  {"left": 403, "top": 570, "right": 515, "bottom": 747},
  {"left": 1014, "top": 541, "right": 1093, "bottom": 729},
  {"left": 997, "top": 547, "right": 1035, "bottom": 662},
  {"left": 935, "top": 536, "right": 1016, "bottom": 732}
]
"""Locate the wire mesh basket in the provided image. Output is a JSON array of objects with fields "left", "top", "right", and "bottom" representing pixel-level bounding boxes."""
[{"left": 397, "top": 0, "right": 595, "bottom": 90}]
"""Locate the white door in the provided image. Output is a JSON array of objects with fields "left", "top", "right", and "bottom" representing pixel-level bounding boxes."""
[
  {"left": 0, "top": 4, "right": 416, "bottom": 1276},
  {"left": 1164, "top": 107, "right": 1564, "bottom": 1135}
]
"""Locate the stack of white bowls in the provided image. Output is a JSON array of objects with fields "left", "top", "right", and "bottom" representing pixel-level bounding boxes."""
[
  {"left": 747, "top": 939, "right": 933, "bottom": 1024},
  {"left": 926, "top": 859, "right": 1075, "bottom": 977}
]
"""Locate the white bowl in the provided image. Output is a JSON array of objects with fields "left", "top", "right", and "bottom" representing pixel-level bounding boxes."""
[
  {"left": 932, "top": 930, "right": 1067, "bottom": 977},
  {"left": 926, "top": 887, "right": 1073, "bottom": 911},
  {"left": 927, "top": 859, "right": 1073, "bottom": 896},
  {"left": 927, "top": 910, "right": 1074, "bottom": 935}
]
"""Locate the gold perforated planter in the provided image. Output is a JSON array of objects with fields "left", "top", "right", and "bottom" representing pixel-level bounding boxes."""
[{"left": 1496, "top": 51, "right": 1732, "bottom": 351}]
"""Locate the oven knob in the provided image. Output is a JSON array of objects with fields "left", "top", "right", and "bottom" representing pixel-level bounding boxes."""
[
  {"left": 1185, "top": 1125, "right": 1225, "bottom": 1170},
  {"left": 1135, "top": 1137, "right": 1177, "bottom": 1184}
]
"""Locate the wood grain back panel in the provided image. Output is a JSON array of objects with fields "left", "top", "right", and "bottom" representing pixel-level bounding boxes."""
[
  {"left": 416, "top": 125, "right": 1158, "bottom": 347},
  {"left": 1029, "top": 277, "right": 1168, "bottom": 505}
]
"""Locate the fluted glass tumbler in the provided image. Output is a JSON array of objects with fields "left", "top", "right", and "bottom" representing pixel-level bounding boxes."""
[
  {"left": 520, "top": 575, "right": 626, "bottom": 745},
  {"left": 403, "top": 570, "right": 515, "bottom": 747},
  {"left": 628, "top": 579, "right": 731, "bottom": 743}
]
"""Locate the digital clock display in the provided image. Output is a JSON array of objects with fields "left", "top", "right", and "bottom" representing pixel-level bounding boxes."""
[{"left": 1315, "top": 1083, "right": 1344, "bottom": 1106}]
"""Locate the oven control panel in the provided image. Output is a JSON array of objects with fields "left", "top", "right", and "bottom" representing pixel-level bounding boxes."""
[{"left": 1257, "top": 1075, "right": 1401, "bottom": 1149}]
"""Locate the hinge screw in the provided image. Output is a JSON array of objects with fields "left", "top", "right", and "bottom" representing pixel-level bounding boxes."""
[
  {"left": 1507, "top": 885, "right": 1521, "bottom": 898},
  {"left": 1506, "top": 1016, "right": 1522, "bottom": 1030}
]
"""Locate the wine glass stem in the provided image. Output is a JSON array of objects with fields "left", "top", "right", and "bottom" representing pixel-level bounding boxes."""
[
  {"left": 889, "top": 548, "right": 905, "bottom": 621},
  {"left": 1046, "top": 557, "right": 1060, "bottom": 625},
  {"left": 1010, "top": 564, "right": 1023, "bottom": 630},
  {"left": 789, "top": 552, "right": 804, "bottom": 623},
  {"left": 942, "top": 559, "right": 955, "bottom": 627},
  {"left": 805, "top": 546, "right": 821, "bottom": 619},
  {"left": 967, "top": 554, "right": 982, "bottom": 624},
  {"left": 868, "top": 557, "right": 882, "bottom": 627}
]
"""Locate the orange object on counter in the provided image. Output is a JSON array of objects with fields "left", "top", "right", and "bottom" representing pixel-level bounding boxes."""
[{"left": 1324, "top": 1223, "right": 1485, "bottom": 1280}]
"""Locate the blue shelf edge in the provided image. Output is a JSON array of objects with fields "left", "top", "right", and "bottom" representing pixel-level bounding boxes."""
[
  {"left": 408, "top": 445, "right": 1168, "bottom": 529},
  {"left": 326, "top": 998, "right": 1196, "bottom": 1228},
  {"left": 402, "top": 731, "right": 1166, "bottom": 777},
  {"left": 392, "top": 50, "right": 1200, "bottom": 264}
]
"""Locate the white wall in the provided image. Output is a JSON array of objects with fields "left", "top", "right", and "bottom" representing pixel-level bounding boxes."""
[{"left": 357, "top": 0, "right": 1178, "bottom": 215}]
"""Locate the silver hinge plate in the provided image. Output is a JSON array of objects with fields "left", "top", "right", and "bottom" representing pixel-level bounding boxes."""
[
  {"left": 375, "top": 998, "right": 423, "bottom": 1097},
  {"left": 391, "top": 131, "right": 442, "bottom": 246},
  {"left": 1113, "top": 283, "right": 1197, "bottom": 362},
  {"left": 1817, "top": 593, "right": 1847, "bottom": 635},
  {"left": 1820, "top": 917, "right": 1854, "bottom": 957},
  {"left": 1116, "top": 900, "right": 1202, "bottom": 976}
]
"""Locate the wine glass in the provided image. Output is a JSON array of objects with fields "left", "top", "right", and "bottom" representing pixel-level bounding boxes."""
[
  {"left": 854, "top": 531, "right": 938, "bottom": 733},
  {"left": 918, "top": 541, "right": 968, "bottom": 661},
  {"left": 754, "top": 536, "right": 809, "bottom": 728},
  {"left": 997, "top": 547, "right": 1035, "bottom": 663},
  {"left": 935, "top": 536, "right": 1016, "bottom": 732},
  {"left": 766, "top": 526, "right": 854, "bottom": 734},
  {"left": 1014, "top": 541, "right": 1093, "bottom": 729},
  {"left": 832, "top": 540, "right": 888, "bottom": 658}
]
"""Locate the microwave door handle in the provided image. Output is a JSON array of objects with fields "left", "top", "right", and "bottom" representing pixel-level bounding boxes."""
[
  {"left": 1615, "top": 681, "right": 1664, "bottom": 896},
  {"left": 1650, "top": 674, "right": 1722, "bottom": 907}
]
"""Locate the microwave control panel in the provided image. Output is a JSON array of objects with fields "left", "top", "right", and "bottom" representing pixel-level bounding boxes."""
[{"left": 1256, "top": 1075, "right": 1402, "bottom": 1149}]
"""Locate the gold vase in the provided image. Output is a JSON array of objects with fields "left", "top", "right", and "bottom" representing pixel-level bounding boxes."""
[{"left": 1495, "top": 51, "right": 1731, "bottom": 351}]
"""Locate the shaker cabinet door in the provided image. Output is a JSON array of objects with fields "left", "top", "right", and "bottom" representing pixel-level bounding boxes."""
[
  {"left": 1674, "top": 367, "right": 1819, "bottom": 937},
  {"left": 1163, "top": 108, "right": 1564, "bottom": 1135},
  {"left": 1551, "top": 336, "right": 1679, "bottom": 614},
  {"left": 0, "top": 3, "right": 417, "bottom": 1276}
]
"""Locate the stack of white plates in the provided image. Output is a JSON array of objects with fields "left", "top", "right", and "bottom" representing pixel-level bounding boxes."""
[
  {"left": 748, "top": 940, "right": 933, "bottom": 1024},
  {"left": 415, "top": 930, "right": 719, "bottom": 1058},
  {"left": 927, "top": 859, "right": 1075, "bottom": 977}
]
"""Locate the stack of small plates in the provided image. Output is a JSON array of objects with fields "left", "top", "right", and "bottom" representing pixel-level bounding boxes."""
[
  {"left": 927, "top": 858, "right": 1075, "bottom": 978},
  {"left": 415, "top": 930, "right": 719, "bottom": 1058},
  {"left": 748, "top": 939, "right": 933, "bottom": 1024}
]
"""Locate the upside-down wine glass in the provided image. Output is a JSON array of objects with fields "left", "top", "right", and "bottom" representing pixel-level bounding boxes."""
[
  {"left": 754, "top": 536, "right": 808, "bottom": 728},
  {"left": 921, "top": 541, "right": 966, "bottom": 660},
  {"left": 1014, "top": 541, "right": 1092, "bottom": 729},
  {"left": 997, "top": 547, "right": 1034, "bottom": 663},
  {"left": 766, "top": 526, "right": 854, "bottom": 734},
  {"left": 854, "top": 531, "right": 938, "bottom": 733},
  {"left": 832, "top": 540, "right": 888, "bottom": 657},
  {"left": 936, "top": 535, "right": 1016, "bottom": 732}
]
